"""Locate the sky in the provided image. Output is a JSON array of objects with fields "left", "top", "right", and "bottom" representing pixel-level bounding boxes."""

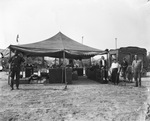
[{"left": 0, "top": 0, "right": 150, "bottom": 52}]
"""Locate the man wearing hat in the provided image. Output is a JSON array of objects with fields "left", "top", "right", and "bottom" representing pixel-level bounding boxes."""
[
  {"left": 132, "top": 55, "right": 143, "bottom": 87},
  {"left": 8, "top": 50, "right": 25, "bottom": 90}
]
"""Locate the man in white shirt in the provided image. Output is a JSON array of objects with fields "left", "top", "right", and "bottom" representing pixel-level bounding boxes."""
[{"left": 110, "top": 57, "right": 120, "bottom": 85}]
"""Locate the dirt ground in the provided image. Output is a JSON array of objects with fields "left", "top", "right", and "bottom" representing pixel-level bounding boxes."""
[{"left": 0, "top": 72, "right": 148, "bottom": 121}]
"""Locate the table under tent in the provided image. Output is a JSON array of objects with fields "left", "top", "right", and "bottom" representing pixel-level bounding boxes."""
[{"left": 8, "top": 32, "right": 106, "bottom": 85}]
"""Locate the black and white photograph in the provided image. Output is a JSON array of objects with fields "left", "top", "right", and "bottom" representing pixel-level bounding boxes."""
[{"left": 0, "top": 0, "right": 150, "bottom": 120}]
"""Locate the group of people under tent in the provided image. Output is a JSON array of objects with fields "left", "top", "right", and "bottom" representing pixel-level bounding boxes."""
[
  {"left": 98, "top": 55, "right": 143, "bottom": 87},
  {"left": 8, "top": 50, "right": 143, "bottom": 90}
]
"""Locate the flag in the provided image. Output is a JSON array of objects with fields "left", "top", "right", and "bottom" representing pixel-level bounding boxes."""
[{"left": 16, "top": 34, "right": 19, "bottom": 43}]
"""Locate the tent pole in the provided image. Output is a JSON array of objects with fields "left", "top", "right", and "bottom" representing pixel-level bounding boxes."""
[
  {"left": 55, "top": 58, "right": 56, "bottom": 65},
  {"left": 63, "top": 51, "right": 67, "bottom": 89},
  {"left": 90, "top": 57, "right": 92, "bottom": 66},
  {"left": 62, "top": 53, "right": 65, "bottom": 83},
  {"left": 59, "top": 58, "right": 61, "bottom": 65},
  {"left": 42, "top": 56, "right": 44, "bottom": 67},
  {"left": 62, "top": 57, "right": 63, "bottom": 83},
  {"left": 106, "top": 50, "right": 109, "bottom": 70},
  {"left": 62, "top": 67, "right": 63, "bottom": 83},
  {"left": 81, "top": 59, "right": 84, "bottom": 76},
  {"left": 8, "top": 49, "right": 11, "bottom": 85}
]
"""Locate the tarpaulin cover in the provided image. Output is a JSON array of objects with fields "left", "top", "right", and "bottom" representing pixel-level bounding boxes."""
[{"left": 9, "top": 32, "right": 106, "bottom": 59}]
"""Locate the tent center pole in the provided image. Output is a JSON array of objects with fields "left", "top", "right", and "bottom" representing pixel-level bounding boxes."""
[{"left": 63, "top": 51, "right": 67, "bottom": 89}]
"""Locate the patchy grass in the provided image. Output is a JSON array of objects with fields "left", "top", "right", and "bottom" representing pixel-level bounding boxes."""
[{"left": 0, "top": 72, "right": 147, "bottom": 121}]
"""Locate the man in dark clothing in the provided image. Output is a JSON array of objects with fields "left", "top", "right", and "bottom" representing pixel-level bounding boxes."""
[
  {"left": 8, "top": 50, "right": 25, "bottom": 90},
  {"left": 99, "top": 56, "right": 108, "bottom": 81},
  {"left": 121, "top": 58, "right": 128, "bottom": 80}
]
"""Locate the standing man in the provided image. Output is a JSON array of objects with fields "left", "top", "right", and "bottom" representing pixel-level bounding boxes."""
[
  {"left": 100, "top": 56, "right": 108, "bottom": 81},
  {"left": 121, "top": 58, "right": 128, "bottom": 80},
  {"left": 110, "top": 57, "right": 120, "bottom": 85},
  {"left": 8, "top": 50, "right": 25, "bottom": 90},
  {"left": 132, "top": 55, "right": 143, "bottom": 87}
]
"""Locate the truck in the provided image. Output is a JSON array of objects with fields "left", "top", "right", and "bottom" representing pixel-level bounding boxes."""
[{"left": 108, "top": 46, "right": 148, "bottom": 76}]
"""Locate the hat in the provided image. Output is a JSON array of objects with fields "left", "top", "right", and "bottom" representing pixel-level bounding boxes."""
[{"left": 112, "top": 57, "right": 116, "bottom": 60}]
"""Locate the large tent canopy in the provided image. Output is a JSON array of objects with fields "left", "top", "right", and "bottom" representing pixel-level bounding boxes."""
[{"left": 9, "top": 32, "right": 106, "bottom": 59}]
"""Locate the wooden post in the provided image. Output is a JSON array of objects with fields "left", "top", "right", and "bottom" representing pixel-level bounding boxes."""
[
  {"left": 42, "top": 56, "right": 44, "bottom": 67},
  {"left": 106, "top": 51, "right": 109, "bottom": 70},
  {"left": 59, "top": 58, "right": 61, "bottom": 65},
  {"left": 55, "top": 58, "right": 56, "bottom": 65},
  {"left": 62, "top": 52, "right": 65, "bottom": 83},
  {"left": 90, "top": 57, "right": 92, "bottom": 66},
  {"left": 115, "top": 38, "right": 117, "bottom": 49},
  {"left": 8, "top": 49, "right": 11, "bottom": 85},
  {"left": 63, "top": 51, "right": 67, "bottom": 89}
]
